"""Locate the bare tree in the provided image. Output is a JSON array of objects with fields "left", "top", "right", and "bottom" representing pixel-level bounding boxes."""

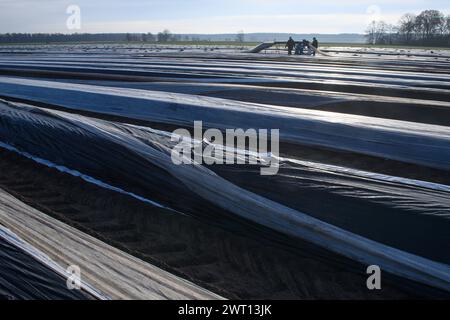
[
  {"left": 235, "top": 30, "right": 245, "bottom": 43},
  {"left": 365, "top": 21, "right": 390, "bottom": 44},
  {"left": 446, "top": 16, "right": 450, "bottom": 45},
  {"left": 398, "top": 14, "right": 417, "bottom": 43},
  {"left": 157, "top": 29, "right": 172, "bottom": 42},
  {"left": 415, "top": 10, "right": 445, "bottom": 42},
  {"left": 142, "top": 33, "right": 155, "bottom": 42},
  {"left": 365, "top": 21, "right": 378, "bottom": 44},
  {"left": 164, "top": 29, "right": 172, "bottom": 41},
  {"left": 366, "top": 10, "right": 449, "bottom": 46}
]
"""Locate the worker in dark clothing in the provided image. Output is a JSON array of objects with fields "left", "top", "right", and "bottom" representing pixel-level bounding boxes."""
[
  {"left": 303, "top": 39, "right": 312, "bottom": 55},
  {"left": 312, "top": 37, "right": 319, "bottom": 56},
  {"left": 285, "top": 37, "right": 295, "bottom": 55},
  {"left": 295, "top": 42, "right": 303, "bottom": 55}
]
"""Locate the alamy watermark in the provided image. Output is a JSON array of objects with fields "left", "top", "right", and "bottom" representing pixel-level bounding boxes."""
[
  {"left": 171, "top": 121, "right": 280, "bottom": 175},
  {"left": 366, "top": 265, "right": 382, "bottom": 290},
  {"left": 66, "top": 5, "right": 81, "bottom": 30},
  {"left": 66, "top": 264, "right": 81, "bottom": 290}
]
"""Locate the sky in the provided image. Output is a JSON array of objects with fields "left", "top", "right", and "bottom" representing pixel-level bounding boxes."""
[{"left": 1, "top": 0, "right": 449, "bottom": 34}]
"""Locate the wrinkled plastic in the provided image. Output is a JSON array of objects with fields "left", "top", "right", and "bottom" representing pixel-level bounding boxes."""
[
  {"left": 0, "top": 225, "right": 98, "bottom": 300},
  {"left": 0, "top": 77, "right": 449, "bottom": 171},
  {"left": 0, "top": 100, "right": 449, "bottom": 292}
]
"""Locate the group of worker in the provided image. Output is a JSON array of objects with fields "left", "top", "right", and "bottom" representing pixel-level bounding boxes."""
[{"left": 285, "top": 37, "right": 319, "bottom": 56}]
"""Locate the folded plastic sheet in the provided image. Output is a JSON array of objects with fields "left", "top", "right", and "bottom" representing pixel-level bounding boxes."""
[
  {"left": 0, "top": 100, "right": 449, "bottom": 292},
  {"left": 0, "top": 77, "right": 449, "bottom": 171}
]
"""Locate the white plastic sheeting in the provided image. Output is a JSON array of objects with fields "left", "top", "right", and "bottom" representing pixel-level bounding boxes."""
[
  {"left": 0, "top": 77, "right": 449, "bottom": 170},
  {"left": 0, "top": 189, "right": 224, "bottom": 300},
  {"left": 0, "top": 224, "right": 107, "bottom": 300},
  {"left": 0, "top": 100, "right": 449, "bottom": 292},
  {"left": 1, "top": 56, "right": 450, "bottom": 86}
]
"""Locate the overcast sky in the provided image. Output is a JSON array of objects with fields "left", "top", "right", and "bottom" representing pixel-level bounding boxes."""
[{"left": 1, "top": 0, "right": 449, "bottom": 34}]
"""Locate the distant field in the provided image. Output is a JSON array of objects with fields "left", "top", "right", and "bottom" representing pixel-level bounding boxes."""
[
  {"left": 0, "top": 41, "right": 259, "bottom": 47},
  {"left": 0, "top": 41, "right": 449, "bottom": 51}
]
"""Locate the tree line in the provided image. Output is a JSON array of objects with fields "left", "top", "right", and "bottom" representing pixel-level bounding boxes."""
[
  {"left": 0, "top": 30, "right": 246, "bottom": 44},
  {"left": 0, "top": 30, "right": 179, "bottom": 43},
  {"left": 366, "top": 10, "right": 450, "bottom": 46}
]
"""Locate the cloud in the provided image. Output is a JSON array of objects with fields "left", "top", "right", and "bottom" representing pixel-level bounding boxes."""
[
  {"left": 81, "top": 13, "right": 404, "bottom": 34},
  {"left": 0, "top": 0, "right": 448, "bottom": 33}
]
